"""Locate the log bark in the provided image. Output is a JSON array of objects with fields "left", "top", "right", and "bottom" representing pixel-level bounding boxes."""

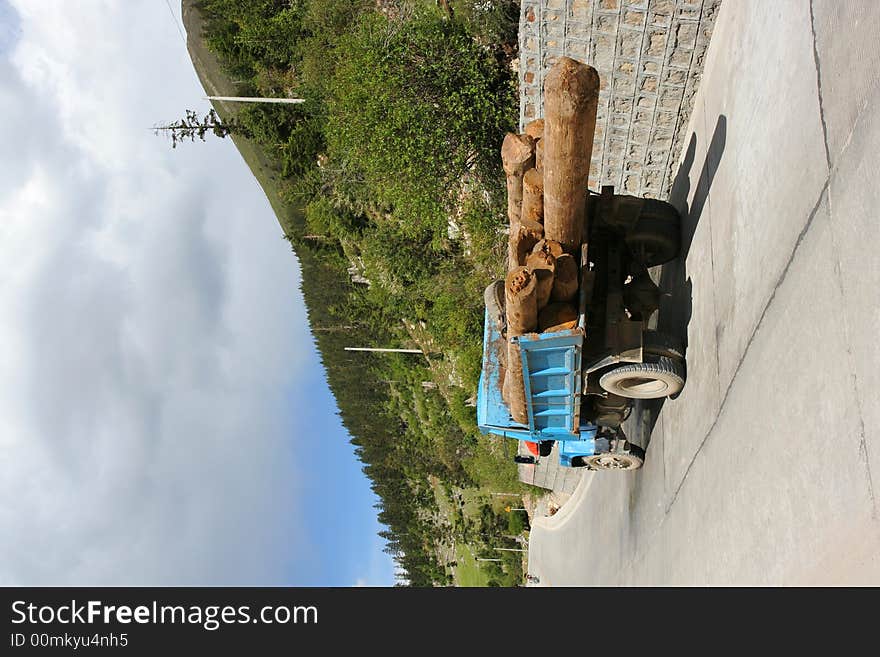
[
  {"left": 520, "top": 167, "right": 544, "bottom": 225},
  {"left": 506, "top": 343, "right": 529, "bottom": 424},
  {"left": 543, "top": 57, "right": 600, "bottom": 254},
  {"left": 535, "top": 138, "right": 544, "bottom": 174},
  {"left": 508, "top": 217, "right": 544, "bottom": 269},
  {"left": 504, "top": 266, "right": 538, "bottom": 336},
  {"left": 524, "top": 118, "right": 545, "bottom": 140},
  {"left": 550, "top": 253, "right": 579, "bottom": 302},
  {"left": 538, "top": 302, "right": 578, "bottom": 333},
  {"left": 501, "top": 133, "right": 535, "bottom": 228}
]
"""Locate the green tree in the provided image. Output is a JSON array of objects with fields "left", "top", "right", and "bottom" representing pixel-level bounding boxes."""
[{"left": 154, "top": 109, "right": 249, "bottom": 148}]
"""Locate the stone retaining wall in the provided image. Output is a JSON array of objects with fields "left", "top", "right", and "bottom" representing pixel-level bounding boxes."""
[{"left": 518, "top": 0, "right": 721, "bottom": 199}]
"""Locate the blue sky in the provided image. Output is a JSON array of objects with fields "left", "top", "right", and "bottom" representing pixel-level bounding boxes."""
[{"left": 0, "top": 0, "right": 395, "bottom": 586}]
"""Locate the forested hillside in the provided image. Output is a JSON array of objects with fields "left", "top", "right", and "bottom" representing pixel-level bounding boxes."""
[{"left": 185, "top": 0, "right": 530, "bottom": 586}]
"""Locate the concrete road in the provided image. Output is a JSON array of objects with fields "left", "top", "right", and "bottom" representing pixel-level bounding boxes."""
[{"left": 528, "top": 0, "right": 880, "bottom": 585}]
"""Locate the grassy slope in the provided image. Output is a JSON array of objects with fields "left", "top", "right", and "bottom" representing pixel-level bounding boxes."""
[{"left": 181, "top": 0, "right": 300, "bottom": 237}]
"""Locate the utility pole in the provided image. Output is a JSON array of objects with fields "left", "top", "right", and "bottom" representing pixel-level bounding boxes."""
[
  {"left": 205, "top": 96, "right": 305, "bottom": 104},
  {"left": 344, "top": 347, "right": 424, "bottom": 354}
]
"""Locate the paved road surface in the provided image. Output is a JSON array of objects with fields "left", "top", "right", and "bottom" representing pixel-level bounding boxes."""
[{"left": 528, "top": 0, "right": 880, "bottom": 585}]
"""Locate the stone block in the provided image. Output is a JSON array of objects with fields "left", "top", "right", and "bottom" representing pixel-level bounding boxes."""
[
  {"left": 641, "top": 76, "right": 658, "bottom": 92},
  {"left": 624, "top": 10, "right": 645, "bottom": 27},
  {"left": 675, "top": 21, "right": 698, "bottom": 48},
  {"left": 647, "top": 31, "right": 667, "bottom": 57}
]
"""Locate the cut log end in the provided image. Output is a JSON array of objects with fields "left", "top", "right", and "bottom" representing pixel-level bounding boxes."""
[
  {"left": 524, "top": 118, "right": 545, "bottom": 140},
  {"left": 501, "top": 132, "right": 536, "bottom": 174},
  {"left": 532, "top": 238, "right": 564, "bottom": 259},
  {"left": 525, "top": 249, "right": 555, "bottom": 273},
  {"left": 543, "top": 57, "right": 600, "bottom": 112},
  {"left": 505, "top": 266, "right": 539, "bottom": 337},
  {"left": 531, "top": 267, "right": 554, "bottom": 310},
  {"left": 507, "top": 267, "right": 532, "bottom": 294},
  {"left": 550, "top": 253, "right": 579, "bottom": 302}
]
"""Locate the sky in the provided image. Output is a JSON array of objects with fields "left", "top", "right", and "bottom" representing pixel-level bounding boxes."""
[{"left": 0, "top": 0, "right": 396, "bottom": 586}]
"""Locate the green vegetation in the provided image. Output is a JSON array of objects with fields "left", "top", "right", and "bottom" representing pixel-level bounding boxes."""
[{"left": 191, "top": 0, "right": 529, "bottom": 586}]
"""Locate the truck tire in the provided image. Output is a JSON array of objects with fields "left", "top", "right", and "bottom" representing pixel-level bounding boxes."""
[
  {"left": 625, "top": 199, "right": 681, "bottom": 267},
  {"left": 538, "top": 440, "right": 555, "bottom": 457},
  {"left": 483, "top": 280, "right": 506, "bottom": 331},
  {"left": 599, "top": 357, "right": 685, "bottom": 399},
  {"left": 514, "top": 455, "right": 536, "bottom": 465},
  {"left": 643, "top": 330, "right": 685, "bottom": 360},
  {"left": 583, "top": 442, "right": 645, "bottom": 471}
]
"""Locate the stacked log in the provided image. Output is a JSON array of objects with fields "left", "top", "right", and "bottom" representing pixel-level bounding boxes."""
[
  {"left": 503, "top": 267, "right": 538, "bottom": 424},
  {"left": 542, "top": 57, "right": 600, "bottom": 255},
  {"left": 520, "top": 168, "right": 544, "bottom": 224},
  {"left": 551, "top": 253, "right": 579, "bottom": 302},
  {"left": 501, "top": 133, "right": 535, "bottom": 228}
]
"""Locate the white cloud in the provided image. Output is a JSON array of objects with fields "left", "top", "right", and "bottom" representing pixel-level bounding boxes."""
[{"left": 0, "top": 0, "right": 318, "bottom": 585}]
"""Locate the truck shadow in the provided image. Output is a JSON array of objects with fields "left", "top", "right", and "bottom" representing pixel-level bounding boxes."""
[{"left": 631, "top": 114, "right": 727, "bottom": 449}]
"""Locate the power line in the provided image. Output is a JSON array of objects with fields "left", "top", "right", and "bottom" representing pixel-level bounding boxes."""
[{"left": 163, "top": 0, "right": 188, "bottom": 50}]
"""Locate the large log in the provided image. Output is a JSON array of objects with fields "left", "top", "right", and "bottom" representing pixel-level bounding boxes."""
[
  {"left": 504, "top": 266, "right": 538, "bottom": 424},
  {"left": 508, "top": 217, "right": 544, "bottom": 269},
  {"left": 538, "top": 302, "right": 578, "bottom": 333},
  {"left": 535, "top": 138, "right": 544, "bottom": 174},
  {"left": 543, "top": 57, "right": 600, "bottom": 254},
  {"left": 551, "top": 253, "right": 579, "bottom": 302},
  {"left": 504, "top": 266, "right": 538, "bottom": 336},
  {"left": 501, "top": 133, "right": 535, "bottom": 228},
  {"left": 520, "top": 167, "right": 544, "bottom": 225}
]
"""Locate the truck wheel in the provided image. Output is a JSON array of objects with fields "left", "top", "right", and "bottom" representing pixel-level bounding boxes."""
[
  {"left": 483, "top": 280, "right": 506, "bottom": 330},
  {"left": 643, "top": 330, "right": 685, "bottom": 360},
  {"left": 514, "top": 455, "right": 536, "bottom": 465},
  {"left": 583, "top": 442, "right": 645, "bottom": 471},
  {"left": 599, "top": 357, "right": 685, "bottom": 399},
  {"left": 538, "top": 440, "right": 554, "bottom": 457},
  {"left": 626, "top": 199, "right": 681, "bottom": 267}
]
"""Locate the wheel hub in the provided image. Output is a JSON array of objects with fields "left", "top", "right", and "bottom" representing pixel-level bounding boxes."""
[
  {"left": 618, "top": 377, "right": 669, "bottom": 395},
  {"left": 586, "top": 453, "right": 638, "bottom": 470}
]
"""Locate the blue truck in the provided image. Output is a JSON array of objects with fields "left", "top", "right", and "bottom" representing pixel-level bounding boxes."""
[{"left": 477, "top": 187, "right": 686, "bottom": 471}]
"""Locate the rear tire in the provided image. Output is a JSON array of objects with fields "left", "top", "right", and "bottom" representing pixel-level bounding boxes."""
[
  {"left": 599, "top": 357, "right": 685, "bottom": 399},
  {"left": 626, "top": 200, "right": 681, "bottom": 267},
  {"left": 538, "top": 440, "right": 554, "bottom": 457}
]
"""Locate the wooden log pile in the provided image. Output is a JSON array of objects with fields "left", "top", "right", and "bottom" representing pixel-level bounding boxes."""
[{"left": 499, "top": 57, "right": 600, "bottom": 423}]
